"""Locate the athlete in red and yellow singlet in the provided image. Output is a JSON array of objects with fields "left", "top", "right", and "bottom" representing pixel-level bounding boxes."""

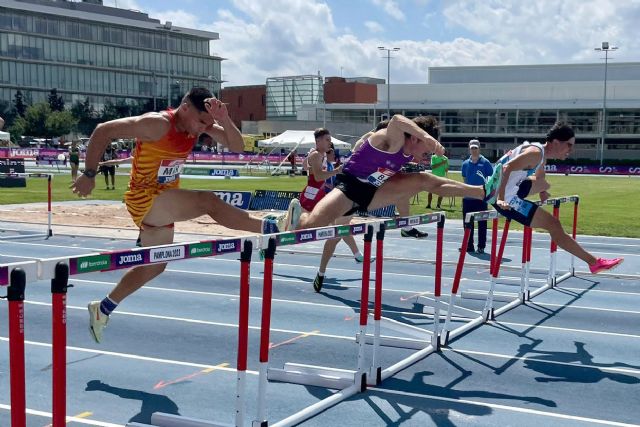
[
  {"left": 124, "top": 109, "right": 197, "bottom": 228},
  {"left": 70, "top": 87, "right": 302, "bottom": 344}
]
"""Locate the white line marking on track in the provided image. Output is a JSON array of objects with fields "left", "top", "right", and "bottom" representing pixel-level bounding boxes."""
[
  {"left": 493, "top": 321, "right": 640, "bottom": 339},
  {"left": 20, "top": 301, "right": 356, "bottom": 341},
  {"left": 443, "top": 348, "right": 640, "bottom": 375},
  {"left": 369, "top": 388, "right": 640, "bottom": 427},
  {"left": 0, "top": 404, "right": 122, "bottom": 426},
  {"left": 532, "top": 302, "right": 640, "bottom": 315},
  {"left": 0, "top": 337, "right": 257, "bottom": 374}
]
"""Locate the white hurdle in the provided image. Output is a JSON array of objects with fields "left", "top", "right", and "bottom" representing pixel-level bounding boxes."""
[{"left": 258, "top": 222, "right": 378, "bottom": 427}]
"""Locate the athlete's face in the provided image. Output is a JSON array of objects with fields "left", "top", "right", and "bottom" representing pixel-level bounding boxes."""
[
  {"left": 405, "top": 135, "right": 430, "bottom": 161},
  {"left": 550, "top": 137, "right": 575, "bottom": 160},
  {"left": 183, "top": 103, "right": 216, "bottom": 136},
  {"left": 315, "top": 134, "right": 332, "bottom": 153}
]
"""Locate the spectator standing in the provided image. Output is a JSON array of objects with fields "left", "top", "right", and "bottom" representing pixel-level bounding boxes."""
[
  {"left": 100, "top": 144, "right": 118, "bottom": 190},
  {"left": 427, "top": 150, "right": 449, "bottom": 209},
  {"left": 461, "top": 139, "right": 494, "bottom": 253}
]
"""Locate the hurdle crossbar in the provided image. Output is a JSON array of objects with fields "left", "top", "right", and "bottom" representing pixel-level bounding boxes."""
[
  {"left": 0, "top": 173, "right": 53, "bottom": 240},
  {"left": 35, "top": 236, "right": 258, "bottom": 427}
]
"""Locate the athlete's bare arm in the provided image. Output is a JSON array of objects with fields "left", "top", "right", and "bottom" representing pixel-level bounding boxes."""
[
  {"left": 383, "top": 114, "right": 441, "bottom": 153},
  {"left": 496, "top": 147, "right": 544, "bottom": 207},
  {"left": 71, "top": 114, "right": 170, "bottom": 197},
  {"left": 202, "top": 98, "right": 244, "bottom": 153},
  {"left": 308, "top": 150, "right": 342, "bottom": 181}
]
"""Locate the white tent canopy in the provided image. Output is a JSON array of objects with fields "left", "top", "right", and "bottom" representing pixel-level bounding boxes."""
[
  {"left": 257, "top": 130, "right": 352, "bottom": 151},
  {"left": 0, "top": 131, "right": 9, "bottom": 142}
]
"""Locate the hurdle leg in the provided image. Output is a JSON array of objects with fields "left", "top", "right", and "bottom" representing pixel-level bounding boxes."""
[
  {"left": 369, "top": 224, "right": 385, "bottom": 386},
  {"left": 256, "top": 238, "right": 276, "bottom": 426},
  {"left": 7, "top": 268, "right": 27, "bottom": 427},
  {"left": 484, "top": 219, "right": 510, "bottom": 320},
  {"left": 441, "top": 221, "right": 472, "bottom": 345},
  {"left": 51, "top": 262, "right": 69, "bottom": 427}
]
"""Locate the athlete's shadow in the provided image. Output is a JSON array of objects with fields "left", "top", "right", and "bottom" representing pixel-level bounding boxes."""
[
  {"left": 302, "top": 352, "right": 555, "bottom": 426},
  {"left": 270, "top": 271, "right": 362, "bottom": 287},
  {"left": 85, "top": 380, "right": 180, "bottom": 424},
  {"left": 521, "top": 341, "right": 640, "bottom": 385}
]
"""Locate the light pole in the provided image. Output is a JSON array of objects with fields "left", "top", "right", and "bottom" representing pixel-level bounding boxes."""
[
  {"left": 378, "top": 46, "right": 400, "bottom": 120},
  {"left": 207, "top": 75, "right": 220, "bottom": 98},
  {"left": 594, "top": 41, "right": 618, "bottom": 166}
]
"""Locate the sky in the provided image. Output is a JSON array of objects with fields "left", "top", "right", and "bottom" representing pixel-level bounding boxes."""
[{"left": 103, "top": 0, "right": 640, "bottom": 86}]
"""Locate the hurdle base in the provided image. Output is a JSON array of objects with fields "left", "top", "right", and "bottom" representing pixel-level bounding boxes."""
[
  {"left": 554, "top": 271, "right": 574, "bottom": 285},
  {"left": 370, "top": 314, "right": 433, "bottom": 340},
  {"left": 356, "top": 332, "right": 430, "bottom": 350},
  {"left": 268, "top": 363, "right": 357, "bottom": 390},
  {"left": 461, "top": 290, "right": 517, "bottom": 303},
  {"left": 147, "top": 412, "right": 233, "bottom": 427},
  {"left": 424, "top": 301, "right": 481, "bottom": 319}
]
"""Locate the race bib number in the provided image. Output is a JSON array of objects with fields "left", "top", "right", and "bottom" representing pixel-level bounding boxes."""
[
  {"left": 508, "top": 195, "right": 533, "bottom": 216},
  {"left": 367, "top": 168, "right": 395, "bottom": 187},
  {"left": 157, "top": 159, "right": 185, "bottom": 184}
]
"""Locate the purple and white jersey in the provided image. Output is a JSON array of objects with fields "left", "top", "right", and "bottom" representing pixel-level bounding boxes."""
[{"left": 343, "top": 139, "right": 413, "bottom": 187}]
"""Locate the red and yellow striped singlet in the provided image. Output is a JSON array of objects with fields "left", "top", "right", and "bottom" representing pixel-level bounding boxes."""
[{"left": 124, "top": 109, "right": 197, "bottom": 227}]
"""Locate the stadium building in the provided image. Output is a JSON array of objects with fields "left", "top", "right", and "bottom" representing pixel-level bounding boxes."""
[{"left": 0, "top": 0, "right": 221, "bottom": 111}]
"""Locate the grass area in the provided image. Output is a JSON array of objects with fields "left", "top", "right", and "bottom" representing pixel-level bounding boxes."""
[{"left": 1, "top": 171, "right": 638, "bottom": 237}]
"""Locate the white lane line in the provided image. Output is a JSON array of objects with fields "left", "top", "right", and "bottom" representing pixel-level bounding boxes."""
[
  {"left": 0, "top": 404, "right": 122, "bottom": 427},
  {"left": 561, "top": 287, "right": 640, "bottom": 297},
  {"left": 532, "top": 302, "right": 640, "bottom": 315},
  {"left": 493, "top": 321, "right": 640, "bottom": 340},
  {"left": 0, "top": 336, "right": 256, "bottom": 375},
  {"left": 443, "top": 348, "right": 640, "bottom": 375},
  {"left": 16, "top": 299, "right": 638, "bottom": 342},
  {"left": 369, "top": 388, "right": 640, "bottom": 427},
  {"left": 20, "top": 300, "right": 355, "bottom": 341}
]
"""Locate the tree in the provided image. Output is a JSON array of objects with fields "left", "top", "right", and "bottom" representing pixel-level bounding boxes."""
[
  {"left": 13, "top": 90, "right": 27, "bottom": 118},
  {"left": 46, "top": 110, "right": 77, "bottom": 137},
  {"left": 71, "top": 98, "right": 98, "bottom": 136},
  {"left": 48, "top": 88, "right": 65, "bottom": 112},
  {"left": 8, "top": 116, "right": 26, "bottom": 144},
  {"left": 100, "top": 100, "right": 120, "bottom": 122},
  {"left": 23, "top": 102, "right": 50, "bottom": 137}
]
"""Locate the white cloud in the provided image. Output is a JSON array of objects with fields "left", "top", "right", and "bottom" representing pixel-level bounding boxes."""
[
  {"left": 371, "top": 0, "right": 406, "bottom": 22},
  {"left": 442, "top": 0, "right": 640, "bottom": 63},
  {"left": 122, "top": 0, "right": 639, "bottom": 87},
  {"left": 364, "top": 21, "right": 385, "bottom": 33}
]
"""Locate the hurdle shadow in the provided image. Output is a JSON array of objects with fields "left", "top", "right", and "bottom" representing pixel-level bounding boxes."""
[
  {"left": 85, "top": 380, "right": 180, "bottom": 424},
  {"left": 521, "top": 341, "right": 640, "bottom": 385},
  {"left": 318, "top": 285, "right": 433, "bottom": 329},
  {"left": 361, "top": 365, "right": 554, "bottom": 426}
]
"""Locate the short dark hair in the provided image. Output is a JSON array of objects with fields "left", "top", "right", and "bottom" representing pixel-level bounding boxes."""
[
  {"left": 184, "top": 87, "right": 213, "bottom": 112},
  {"left": 314, "top": 128, "right": 330, "bottom": 140},
  {"left": 375, "top": 119, "right": 390, "bottom": 131},
  {"left": 410, "top": 115, "right": 440, "bottom": 140},
  {"left": 546, "top": 122, "right": 575, "bottom": 142}
]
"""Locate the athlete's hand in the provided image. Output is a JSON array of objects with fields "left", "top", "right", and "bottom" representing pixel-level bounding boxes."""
[
  {"left": 539, "top": 190, "right": 550, "bottom": 203},
  {"left": 204, "top": 98, "right": 229, "bottom": 121},
  {"left": 497, "top": 199, "right": 511, "bottom": 210},
  {"left": 69, "top": 174, "right": 95, "bottom": 197}
]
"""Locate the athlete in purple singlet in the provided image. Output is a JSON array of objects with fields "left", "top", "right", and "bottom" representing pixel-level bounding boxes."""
[{"left": 296, "top": 114, "right": 504, "bottom": 230}]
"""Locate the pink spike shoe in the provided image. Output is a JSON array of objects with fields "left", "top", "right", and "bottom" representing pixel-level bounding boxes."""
[{"left": 589, "top": 257, "right": 624, "bottom": 274}]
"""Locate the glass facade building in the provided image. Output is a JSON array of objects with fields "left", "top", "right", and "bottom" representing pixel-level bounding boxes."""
[
  {"left": 266, "top": 75, "right": 324, "bottom": 120},
  {"left": 0, "top": 0, "right": 221, "bottom": 111}
]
